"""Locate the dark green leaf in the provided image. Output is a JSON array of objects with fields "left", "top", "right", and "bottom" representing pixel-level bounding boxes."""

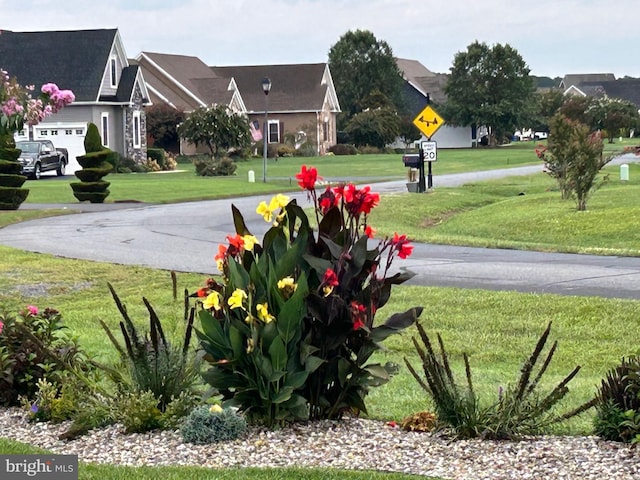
[
  {"left": 272, "top": 386, "right": 294, "bottom": 404},
  {"left": 370, "top": 307, "right": 422, "bottom": 343},
  {"left": 268, "top": 336, "right": 287, "bottom": 372},
  {"left": 232, "top": 204, "right": 252, "bottom": 236}
]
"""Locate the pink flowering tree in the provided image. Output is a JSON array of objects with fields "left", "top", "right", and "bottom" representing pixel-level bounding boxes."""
[
  {"left": 0, "top": 69, "right": 74, "bottom": 209},
  {"left": 194, "top": 165, "right": 423, "bottom": 425}
]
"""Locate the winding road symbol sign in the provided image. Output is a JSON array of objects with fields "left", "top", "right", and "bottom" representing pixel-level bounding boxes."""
[{"left": 413, "top": 105, "right": 445, "bottom": 138}]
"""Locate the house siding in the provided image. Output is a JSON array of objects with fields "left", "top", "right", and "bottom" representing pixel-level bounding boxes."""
[
  {"left": 123, "top": 83, "right": 148, "bottom": 162},
  {"left": 100, "top": 51, "right": 125, "bottom": 97}
]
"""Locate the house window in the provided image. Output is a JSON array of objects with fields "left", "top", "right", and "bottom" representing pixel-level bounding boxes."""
[
  {"left": 65, "top": 129, "right": 73, "bottom": 135},
  {"left": 50, "top": 130, "right": 58, "bottom": 136},
  {"left": 323, "top": 121, "right": 329, "bottom": 142},
  {"left": 268, "top": 119, "right": 280, "bottom": 144},
  {"left": 133, "top": 111, "right": 141, "bottom": 148},
  {"left": 110, "top": 57, "right": 117, "bottom": 87},
  {"left": 40, "top": 130, "right": 48, "bottom": 136},
  {"left": 76, "top": 129, "right": 84, "bottom": 135},
  {"left": 101, "top": 112, "right": 110, "bottom": 148}
]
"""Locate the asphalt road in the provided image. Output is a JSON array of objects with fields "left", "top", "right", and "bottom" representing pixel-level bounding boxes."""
[{"left": 4, "top": 159, "right": 640, "bottom": 300}]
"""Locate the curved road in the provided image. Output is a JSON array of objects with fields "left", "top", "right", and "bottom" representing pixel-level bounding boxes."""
[{"left": 3, "top": 160, "right": 640, "bottom": 300}]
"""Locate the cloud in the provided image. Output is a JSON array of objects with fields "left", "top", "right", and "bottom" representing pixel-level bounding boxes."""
[{"left": 1, "top": 0, "right": 638, "bottom": 77}]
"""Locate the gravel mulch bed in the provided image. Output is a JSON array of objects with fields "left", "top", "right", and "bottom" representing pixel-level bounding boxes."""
[{"left": 1, "top": 407, "right": 639, "bottom": 479}]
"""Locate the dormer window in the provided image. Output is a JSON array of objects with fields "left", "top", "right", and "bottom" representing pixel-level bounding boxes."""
[{"left": 110, "top": 57, "right": 117, "bottom": 88}]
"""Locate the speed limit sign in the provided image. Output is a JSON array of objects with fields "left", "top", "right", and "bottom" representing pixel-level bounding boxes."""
[{"left": 421, "top": 141, "right": 437, "bottom": 162}]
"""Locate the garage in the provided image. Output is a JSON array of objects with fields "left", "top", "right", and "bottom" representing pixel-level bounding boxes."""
[{"left": 32, "top": 123, "right": 87, "bottom": 175}]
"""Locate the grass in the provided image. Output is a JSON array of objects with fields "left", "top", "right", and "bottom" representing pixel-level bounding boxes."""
[
  {"left": 0, "top": 438, "right": 430, "bottom": 480},
  {"left": 1, "top": 245, "right": 639, "bottom": 436},
  {"left": 369, "top": 162, "right": 640, "bottom": 256},
  {"left": 2, "top": 139, "right": 640, "bottom": 477},
  {"left": 20, "top": 142, "right": 554, "bottom": 204}
]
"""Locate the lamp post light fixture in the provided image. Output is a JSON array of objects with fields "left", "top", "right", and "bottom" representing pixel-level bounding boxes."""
[{"left": 261, "top": 77, "right": 271, "bottom": 183}]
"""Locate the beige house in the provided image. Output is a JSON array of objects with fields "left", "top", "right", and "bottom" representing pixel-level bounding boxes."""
[{"left": 134, "top": 52, "right": 340, "bottom": 155}]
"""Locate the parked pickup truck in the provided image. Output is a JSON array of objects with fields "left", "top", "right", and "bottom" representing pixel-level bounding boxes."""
[{"left": 16, "top": 140, "right": 68, "bottom": 179}]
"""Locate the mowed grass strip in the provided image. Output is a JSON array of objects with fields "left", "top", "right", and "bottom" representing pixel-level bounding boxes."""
[
  {"left": 1, "top": 245, "right": 639, "bottom": 435},
  {"left": 21, "top": 142, "right": 552, "bottom": 204},
  {"left": 370, "top": 162, "right": 640, "bottom": 256}
]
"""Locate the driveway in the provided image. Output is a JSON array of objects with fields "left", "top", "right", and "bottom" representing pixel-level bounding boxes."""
[{"left": 3, "top": 159, "right": 640, "bottom": 300}]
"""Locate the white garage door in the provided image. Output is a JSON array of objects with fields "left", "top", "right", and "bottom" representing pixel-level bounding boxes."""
[{"left": 33, "top": 123, "right": 87, "bottom": 175}]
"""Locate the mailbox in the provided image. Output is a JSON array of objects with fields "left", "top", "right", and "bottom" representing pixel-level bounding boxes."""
[{"left": 402, "top": 154, "right": 420, "bottom": 168}]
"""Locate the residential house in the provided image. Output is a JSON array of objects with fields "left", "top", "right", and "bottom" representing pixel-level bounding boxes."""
[
  {"left": 135, "top": 52, "right": 341, "bottom": 155},
  {"left": 559, "top": 73, "right": 616, "bottom": 90},
  {"left": 396, "top": 58, "right": 474, "bottom": 148},
  {"left": 0, "top": 28, "right": 150, "bottom": 173},
  {"left": 561, "top": 73, "right": 640, "bottom": 110}
]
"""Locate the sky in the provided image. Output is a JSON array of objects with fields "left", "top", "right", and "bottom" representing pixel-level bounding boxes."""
[{"left": 1, "top": 0, "right": 639, "bottom": 79}]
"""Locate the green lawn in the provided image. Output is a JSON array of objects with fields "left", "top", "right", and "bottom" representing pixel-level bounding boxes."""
[
  {"left": 21, "top": 143, "right": 553, "bottom": 204},
  {"left": 2, "top": 247, "right": 640, "bottom": 434},
  {"left": 2, "top": 140, "right": 640, "bottom": 478},
  {"left": 370, "top": 162, "right": 640, "bottom": 256}
]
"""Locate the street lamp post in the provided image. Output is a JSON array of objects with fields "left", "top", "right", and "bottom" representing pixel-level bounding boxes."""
[{"left": 261, "top": 77, "right": 271, "bottom": 183}]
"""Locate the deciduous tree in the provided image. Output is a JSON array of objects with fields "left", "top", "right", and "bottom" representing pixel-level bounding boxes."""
[
  {"left": 146, "top": 104, "right": 184, "bottom": 152},
  {"left": 328, "top": 30, "right": 405, "bottom": 126},
  {"left": 537, "top": 114, "right": 610, "bottom": 211},
  {"left": 178, "top": 105, "right": 250, "bottom": 158},
  {"left": 589, "top": 97, "right": 640, "bottom": 143},
  {"left": 444, "top": 41, "right": 534, "bottom": 145}
]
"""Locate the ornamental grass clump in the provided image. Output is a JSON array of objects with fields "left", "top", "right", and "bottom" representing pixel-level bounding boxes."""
[
  {"left": 590, "top": 356, "right": 640, "bottom": 443},
  {"left": 194, "top": 165, "right": 423, "bottom": 426},
  {"left": 405, "top": 322, "right": 584, "bottom": 440}
]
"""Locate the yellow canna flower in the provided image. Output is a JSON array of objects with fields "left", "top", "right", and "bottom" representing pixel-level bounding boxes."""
[
  {"left": 323, "top": 285, "right": 334, "bottom": 297},
  {"left": 228, "top": 288, "right": 248, "bottom": 310},
  {"left": 203, "top": 291, "right": 221, "bottom": 311},
  {"left": 256, "top": 302, "right": 275, "bottom": 324},
  {"left": 269, "top": 193, "right": 290, "bottom": 211},
  {"left": 256, "top": 201, "right": 273, "bottom": 222},
  {"left": 245, "top": 338, "right": 255, "bottom": 353},
  {"left": 242, "top": 234, "right": 259, "bottom": 251},
  {"left": 216, "top": 258, "right": 225, "bottom": 272},
  {"left": 277, "top": 276, "right": 297, "bottom": 291},
  {"left": 209, "top": 404, "right": 223, "bottom": 414}
]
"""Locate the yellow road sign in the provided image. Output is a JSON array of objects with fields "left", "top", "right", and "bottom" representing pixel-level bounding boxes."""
[{"left": 413, "top": 105, "right": 445, "bottom": 139}]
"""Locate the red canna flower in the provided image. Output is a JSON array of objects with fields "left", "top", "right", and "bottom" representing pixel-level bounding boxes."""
[
  {"left": 342, "top": 184, "right": 380, "bottom": 216},
  {"left": 318, "top": 186, "right": 339, "bottom": 214},
  {"left": 322, "top": 268, "right": 339, "bottom": 296},
  {"left": 323, "top": 268, "right": 339, "bottom": 286},
  {"left": 226, "top": 234, "right": 243, "bottom": 250},
  {"left": 196, "top": 287, "right": 208, "bottom": 298},
  {"left": 295, "top": 165, "right": 319, "bottom": 191},
  {"left": 364, "top": 225, "right": 376, "bottom": 239},
  {"left": 350, "top": 301, "right": 367, "bottom": 330},
  {"left": 392, "top": 232, "right": 414, "bottom": 259}
]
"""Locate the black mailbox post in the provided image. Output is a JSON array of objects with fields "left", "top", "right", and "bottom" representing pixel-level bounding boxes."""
[{"left": 402, "top": 152, "right": 426, "bottom": 193}]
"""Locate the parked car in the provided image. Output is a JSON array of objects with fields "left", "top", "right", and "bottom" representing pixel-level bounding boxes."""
[
  {"left": 534, "top": 132, "right": 548, "bottom": 140},
  {"left": 16, "top": 140, "right": 68, "bottom": 179}
]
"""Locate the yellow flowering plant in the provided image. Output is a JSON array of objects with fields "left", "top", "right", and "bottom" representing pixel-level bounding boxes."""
[{"left": 194, "top": 166, "right": 422, "bottom": 426}]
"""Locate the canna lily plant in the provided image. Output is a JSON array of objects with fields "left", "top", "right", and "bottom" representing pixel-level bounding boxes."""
[{"left": 194, "top": 166, "right": 423, "bottom": 426}]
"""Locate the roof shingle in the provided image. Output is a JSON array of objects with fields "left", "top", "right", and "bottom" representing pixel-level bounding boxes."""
[{"left": 0, "top": 29, "right": 118, "bottom": 102}]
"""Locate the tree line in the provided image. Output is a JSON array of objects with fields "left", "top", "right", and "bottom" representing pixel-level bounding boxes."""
[{"left": 146, "top": 29, "right": 640, "bottom": 156}]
